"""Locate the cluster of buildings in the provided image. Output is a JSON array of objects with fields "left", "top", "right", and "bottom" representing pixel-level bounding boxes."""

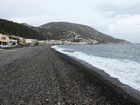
[
  {"left": 46, "top": 38, "right": 98, "bottom": 45},
  {"left": 0, "top": 32, "right": 98, "bottom": 48},
  {"left": 45, "top": 31, "right": 98, "bottom": 45},
  {"left": 46, "top": 33, "right": 98, "bottom": 45},
  {"left": 0, "top": 33, "right": 39, "bottom": 48},
  {"left": 62, "top": 31, "right": 98, "bottom": 44}
]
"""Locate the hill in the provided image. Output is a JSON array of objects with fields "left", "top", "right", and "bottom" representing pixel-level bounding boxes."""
[
  {"left": 0, "top": 19, "right": 129, "bottom": 43},
  {"left": 36, "top": 22, "right": 128, "bottom": 43},
  {"left": 0, "top": 19, "right": 45, "bottom": 40},
  {"left": 21, "top": 23, "right": 34, "bottom": 28}
]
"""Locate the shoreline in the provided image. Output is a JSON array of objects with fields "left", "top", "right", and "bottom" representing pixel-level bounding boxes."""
[
  {"left": 53, "top": 48, "right": 140, "bottom": 105},
  {"left": 1, "top": 45, "right": 139, "bottom": 104}
]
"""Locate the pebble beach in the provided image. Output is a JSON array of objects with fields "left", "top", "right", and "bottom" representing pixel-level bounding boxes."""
[{"left": 0, "top": 45, "right": 139, "bottom": 105}]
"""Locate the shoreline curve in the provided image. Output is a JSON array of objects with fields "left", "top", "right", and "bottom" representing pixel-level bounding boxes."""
[{"left": 53, "top": 48, "right": 140, "bottom": 105}]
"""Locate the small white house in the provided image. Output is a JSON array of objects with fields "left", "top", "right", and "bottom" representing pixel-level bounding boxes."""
[
  {"left": 26, "top": 39, "right": 38, "bottom": 45},
  {"left": 9, "top": 35, "right": 19, "bottom": 47},
  {"left": 38, "top": 40, "right": 46, "bottom": 45}
]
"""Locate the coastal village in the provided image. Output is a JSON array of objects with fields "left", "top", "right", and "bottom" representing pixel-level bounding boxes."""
[
  {"left": 0, "top": 33, "right": 98, "bottom": 48},
  {"left": 0, "top": 33, "right": 38, "bottom": 48},
  {"left": 0, "top": 20, "right": 138, "bottom": 104}
]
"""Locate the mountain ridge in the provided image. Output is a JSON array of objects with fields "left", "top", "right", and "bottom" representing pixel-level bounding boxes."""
[
  {"left": 0, "top": 19, "right": 129, "bottom": 44},
  {"left": 0, "top": 19, "right": 45, "bottom": 39},
  {"left": 36, "top": 22, "right": 128, "bottom": 43}
]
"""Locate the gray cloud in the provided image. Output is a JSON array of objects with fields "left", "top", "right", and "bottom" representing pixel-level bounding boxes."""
[{"left": 97, "top": 0, "right": 140, "bottom": 17}]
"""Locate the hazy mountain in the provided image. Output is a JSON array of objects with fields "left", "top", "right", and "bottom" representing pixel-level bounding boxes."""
[
  {"left": 36, "top": 22, "right": 128, "bottom": 43},
  {"left": 21, "top": 23, "right": 34, "bottom": 28},
  {"left": 0, "top": 19, "right": 129, "bottom": 43},
  {"left": 0, "top": 19, "right": 45, "bottom": 39}
]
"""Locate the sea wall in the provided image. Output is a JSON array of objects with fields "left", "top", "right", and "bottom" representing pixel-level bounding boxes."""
[{"left": 53, "top": 48, "right": 140, "bottom": 105}]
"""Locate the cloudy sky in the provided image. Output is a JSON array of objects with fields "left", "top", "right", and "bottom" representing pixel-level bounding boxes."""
[{"left": 0, "top": 0, "right": 140, "bottom": 43}]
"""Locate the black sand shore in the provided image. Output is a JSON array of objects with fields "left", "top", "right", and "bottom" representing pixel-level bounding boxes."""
[{"left": 0, "top": 45, "right": 139, "bottom": 105}]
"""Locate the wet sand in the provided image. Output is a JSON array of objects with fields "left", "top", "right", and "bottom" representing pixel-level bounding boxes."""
[{"left": 0, "top": 45, "right": 139, "bottom": 105}]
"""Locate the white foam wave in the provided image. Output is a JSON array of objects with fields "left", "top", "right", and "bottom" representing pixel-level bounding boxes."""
[
  {"left": 52, "top": 46, "right": 140, "bottom": 91},
  {"left": 51, "top": 45, "right": 74, "bottom": 52}
]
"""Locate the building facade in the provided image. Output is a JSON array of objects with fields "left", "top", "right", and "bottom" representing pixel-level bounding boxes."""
[
  {"left": 26, "top": 39, "right": 38, "bottom": 45},
  {"left": 19, "top": 37, "right": 26, "bottom": 46},
  {"left": 9, "top": 35, "right": 19, "bottom": 47},
  {"left": 0, "top": 34, "right": 9, "bottom": 47}
]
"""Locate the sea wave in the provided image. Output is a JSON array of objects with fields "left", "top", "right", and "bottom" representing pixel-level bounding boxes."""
[{"left": 52, "top": 45, "right": 140, "bottom": 91}]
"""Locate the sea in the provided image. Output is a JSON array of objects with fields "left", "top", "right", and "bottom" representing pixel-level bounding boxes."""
[{"left": 52, "top": 44, "right": 140, "bottom": 91}]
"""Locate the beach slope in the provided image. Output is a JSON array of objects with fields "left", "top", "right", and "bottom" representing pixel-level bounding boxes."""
[{"left": 0, "top": 46, "right": 139, "bottom": 104}]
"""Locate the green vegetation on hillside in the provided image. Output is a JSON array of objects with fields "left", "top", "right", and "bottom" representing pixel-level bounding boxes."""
[
  {"left": 37, "top": 22, "right": 127, "bottom": 43},
  {"left": 0, "top": 19, "right": 129, "bottom": 44},
  {"left": 0, "top": 19, "right": 45, "bottom": 40}
]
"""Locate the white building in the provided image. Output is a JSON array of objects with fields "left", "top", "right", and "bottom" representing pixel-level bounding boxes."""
[
  {"left": 26, "top": 39, "right": 38, "bottom": 45},
  {"left": 9, "top": 35, "right": 19, "bottom": 47}
]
